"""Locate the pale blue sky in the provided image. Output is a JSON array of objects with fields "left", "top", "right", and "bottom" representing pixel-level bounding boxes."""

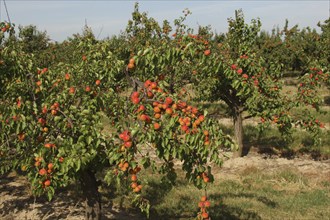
[{"left": 1, "top": 1, "right": 329, "bottom": 42}]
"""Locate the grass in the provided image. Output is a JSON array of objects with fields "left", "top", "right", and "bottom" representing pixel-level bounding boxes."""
[{"left": 108, "top": 167, "right": 330, "bottom": 220}]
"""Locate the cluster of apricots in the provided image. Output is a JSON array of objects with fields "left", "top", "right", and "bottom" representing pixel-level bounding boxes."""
[
  {"left": 197, "top": 172, "right": 210, "bottom": 183},
  {"left": 197, "top": 196, "right": 211, "bottom": 220},
  {"left": 127, "top": 58, "right": 135, "bottom": 70},
  {"left": 36, "top": 68, "right": 101, "bottom": 98},
  {"left": 130, "top": 80, "right": 210, "bottom": 142},
  {"left": 119, "top": 130, "right": 133, "bottom": 151},
  {"left": 34, "top": 157, "right": 54, "bottom": 188},
  {"left": 129, "top": 166, "right": 142, "bottom": 193},
  {"left": 116, "top": 160, "right": 143, "bottom": 193}
]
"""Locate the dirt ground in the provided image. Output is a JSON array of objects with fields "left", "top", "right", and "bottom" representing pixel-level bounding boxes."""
[{"left": 1, "top": 150, "right": 329, "bottom": 220}]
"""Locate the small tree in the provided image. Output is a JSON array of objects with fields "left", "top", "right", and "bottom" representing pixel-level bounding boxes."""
[{"left": 191, "top": 10, "right": 329, "bottom": 156}]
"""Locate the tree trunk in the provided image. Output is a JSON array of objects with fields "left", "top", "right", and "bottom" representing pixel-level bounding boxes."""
[
  {"left": 80, "top": 170, "right": 101, "bottom": 220},
  {"left": 233, "top": 109, "right": 244, "bottom": 158}
]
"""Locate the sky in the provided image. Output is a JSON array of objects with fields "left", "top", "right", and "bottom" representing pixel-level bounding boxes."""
[{"left": 0, "top": 1, "right": 329, "bottom": 42}]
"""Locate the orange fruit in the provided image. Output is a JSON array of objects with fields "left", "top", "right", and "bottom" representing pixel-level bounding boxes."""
[
  {"left": 204, "top": 200, "right": 211, "bottom": 207},
  {"left": 127, "top": 63, "right": 135, "bottom": 69},
  {"left": 203, "top": 176, "right": 210, "bottom": 183},
  {"left": 131, "top": 182, "right": 138, "bottom": 189},
  {"left": 204, "top": 49, "right": 211, "bottom": 56},
  {"left": 154, "top": 107, "right": 161, "bottom": 113},
  {"left": 44, "top": 180, "right": 51, "bottom": 187},
  {"left": 201, "top": 212, "right": 209, "bottom": 219},
  {"left": 39, "top": 168, "right": 47, "bottom": 176},
  {"left": 48, "top": 163, "right": 54, "bottom": 170},
  {"left": 124, "top": 141, "right": 132, "bottom": 148},
  {"left": 154, "top": 122, "right": 161, "bottom": 130},
  {"left": 51, "top": 109, "right": 57, "bottom": 116},
  {"left": 165, "top": 108, "right": 173, "bottom": 115},
  {"left": 201, "top": 196, "right": 207, "bottom": 202},
  {"left": 131, "top": 174, "right": 137, "bottom": 182},
  {"left": 69, "top": 87, "right": 75, "bottom": 94}
]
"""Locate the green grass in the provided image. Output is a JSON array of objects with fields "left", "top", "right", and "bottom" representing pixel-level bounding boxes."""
[{"left": 109, "top": 168, "right": 330, "bottom": 220}]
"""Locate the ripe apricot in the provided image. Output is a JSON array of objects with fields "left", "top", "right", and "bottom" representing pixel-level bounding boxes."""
[
  {"left": 147, "top": 91, "right": 154, "bottom": 98},
  {"left": 123, "top": 162, "right": 129, "bottom": 169},
  {"left": 204, "top": 200, "right": 211, "bottom": 207},
  {"left": 161, "top": 103, "right": 169, "bottom": 109},
  {"left": 131, "top": 91, "right": 139, "bottom": 98},
  {"left": 69, "top": 87, "right": 75, "bottom": 94},
  {"left": 203, "top": 176, "right": 210, "bottom": 183},
  {"left": 95, "top": 79, "right": 101, "bottom": 86},
  {"left": 150, "top": 82, "right": 157, "bottom": 89},
  {"left": 154, "top": 107, "right": 161, "bottom": 113},
  {"left": 44, "top": 180, "right": 51, "bottom": 187},
  {"left": 154, "top": 113, "right": 161, "bottom": 119},
  {"left": 204, "top": 49, "right": 211, "bottom": 56},
  {"left": 131, "top": 182, "right": 138, "bottom": 189},
  {"left": 42, "top": 106, "right": 48, "bottom": 114},
  {"left": 127, "top": 63, "right": 135, "bottom": 69},
  {"left": 201, "top": 196, "right": 207, "bottom": 202},
  {"left": 201, "top": 212, "right": 209, "bottom": 219},
  {"left": 144, "top": 80, "right": 152, "bottom": 88},
  {"left": 47, "top": 163, "right": 54, "bottom": 170},
  {"left": 51, "top": 109, "right": 57, "bottom": 116},
  {"left": 165, "top": 97, "right": 173, "bottom": 105},
  {"left": 124, "top": 141, "right": 132, "bottom": 148},
  {"left": 133, "top": 187, "right": 141, "bottom": 193},
  {"left": 165, "top": 108, "right": 173, "bottom": 115},
  {"left": 131, "top": 174, "right": 137, "bottom": 182},
  {"left": 137, "top": 105, "right": 145, "bottom": 112},
  {"left": 133, "top": 184, "right": 142, "bottom": 193},
  {"left": 154, "top": 122, "right": 161, "bottom": 130},
  {"left": 39, "top": 168, "right": 47, "bottom": 176},
  {"left": 181, "top": 125, "right": 189, "bottom": 132},
  {"left": 131, "top": 97, "right": 140, "bottom": 104}
]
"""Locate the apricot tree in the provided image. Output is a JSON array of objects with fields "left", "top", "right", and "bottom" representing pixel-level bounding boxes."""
[
  {"left": 0, "top": 21, "right": 233, "bottom": 220},
  {"left": 123, "top": 7, "right": 329, "bottom": 158}
]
